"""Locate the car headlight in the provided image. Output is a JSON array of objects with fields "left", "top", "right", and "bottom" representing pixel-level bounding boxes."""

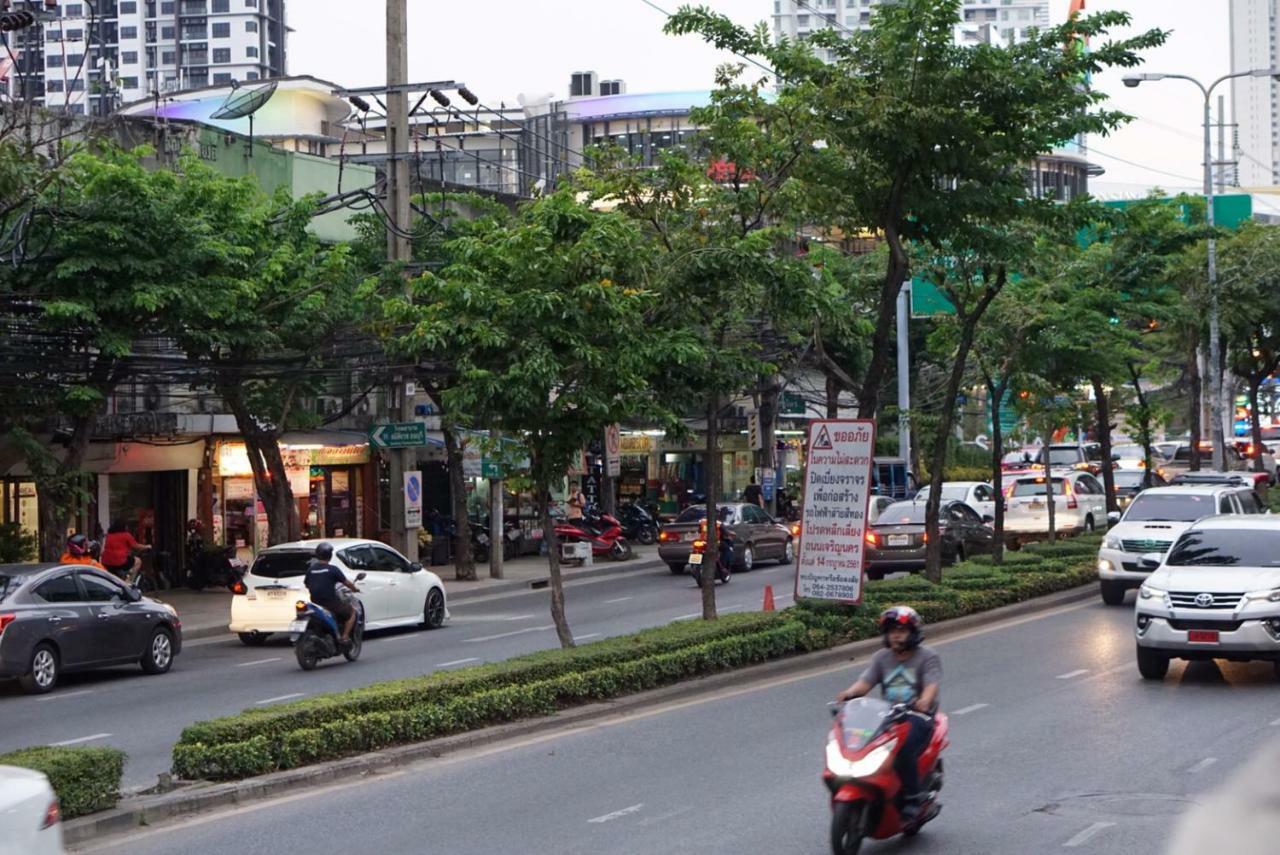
[
  {"left": 1139, "top": 585, "right": 1171, "bottom": 607},
  {"left": 1244, "top": 589, "right": 1280, "bottom": 603},
  {"left": 1102, "top": 535, "right": 1121, "bottom": 550},
  {"left": 825, "top": 738, "right": 897, "bottom": 778},
  {"left": 161, "top": 603, "right": 178, "bottom": 617}
]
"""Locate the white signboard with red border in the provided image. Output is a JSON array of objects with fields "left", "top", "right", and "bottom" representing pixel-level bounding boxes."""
[{"left": 794, "top": 419, "right": 876, "bottom": 603}]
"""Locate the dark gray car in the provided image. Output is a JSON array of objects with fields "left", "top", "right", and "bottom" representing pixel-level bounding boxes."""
[
  {"left": 656, "top": 503, "right": 794, "bottom": 574},
  {"left": 0, "top": 563, "right": 183, "bottom": 694}
]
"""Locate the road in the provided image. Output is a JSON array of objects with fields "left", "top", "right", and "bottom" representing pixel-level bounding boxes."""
[
  {"left": 78, "top": 596, "right": 1280, "bottom": 855},
  {"left": 0, "top": 558, "right": 799, "bottom": 788}
]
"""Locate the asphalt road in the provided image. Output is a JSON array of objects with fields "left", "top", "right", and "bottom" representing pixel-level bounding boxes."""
[
  {"left": 79, "top": 595, "right": 1280, "bottom": 855},
  {"left": 0, "top": 557, "right": 800, "bottom": 788}
]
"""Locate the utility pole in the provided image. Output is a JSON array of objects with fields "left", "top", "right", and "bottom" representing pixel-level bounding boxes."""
[
  {"left": 896, "top": 283, "right": 912, "bottom": 468},
  {"left": 385, "top": 0, "right": 417, "bottom": 561}
]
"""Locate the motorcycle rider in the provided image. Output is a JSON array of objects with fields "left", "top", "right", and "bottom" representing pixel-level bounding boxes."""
[
  {"left": 304, "top": 542, "right": 360, "bottom": 648},
  {"left": 835, "top": 606, "right": 941, "bottom": 825},
  {"left": 60, "top": 533, "right": 107, "bottom": 571}
]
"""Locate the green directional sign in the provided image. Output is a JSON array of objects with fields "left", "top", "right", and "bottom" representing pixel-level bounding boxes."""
[{"left": 368, "top": 421, "right": 427, "bottom": 449}]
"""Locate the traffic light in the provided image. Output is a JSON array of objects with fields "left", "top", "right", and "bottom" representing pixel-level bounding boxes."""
[{"left": 0, "top": 10, "right": 35, "bottom": 31}]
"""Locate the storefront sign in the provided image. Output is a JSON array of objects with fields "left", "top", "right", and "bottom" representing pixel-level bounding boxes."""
[
  {"left": 217, "top": 441, "right": 370, "bottom": 477},
  {"left": 404, "top": 470, "right": 423, "bottom": 529},
  {"left": 620, "top": 435, "right": 652, "bottom": 453},
  {"left": 604, "top": 424, "right": 621, "bottom": 478},
  {"left": 795, "top": 420, "right": 876, "bottom": 604}
]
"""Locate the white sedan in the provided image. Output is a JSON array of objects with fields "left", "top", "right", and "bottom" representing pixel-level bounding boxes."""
[
  {"left": 0, "top": 765, "right": 63, "bottom": 855},
  {"left": 229, "top": 538, "right": 448, "bottom": 645},
  {"left": 913, "top": 481, "right": 998, "bottom": 520}
]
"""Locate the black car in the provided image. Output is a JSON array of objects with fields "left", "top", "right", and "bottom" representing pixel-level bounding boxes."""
[
  {"left": 864, "top": 499, "right": 994, "bottom": 579},
  {"left": 0, "top": 563, "right": 182, "bottom": 694},
  {"left": 1112, "top": 469, "right": 1168, "bottom": 508}
]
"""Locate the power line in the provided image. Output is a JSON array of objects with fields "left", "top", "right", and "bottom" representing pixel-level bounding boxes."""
[
  {"left": 1086, "top": 145, "right": 1202, "bottom": 186},
  {"left": 636, "top": 0, "right": 780, "bottom": 81}
]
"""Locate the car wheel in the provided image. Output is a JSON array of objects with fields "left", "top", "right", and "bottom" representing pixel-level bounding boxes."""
[
  {"left": 1136, "top": 645, "right": 1169, "bottom": 680},
  {"left": 781, "top": 539, "right": 795, "bottom": 565},
  {"left": 18, "top": 643, "right": 59, "bottom": 694},
  {"left": 422, "top": 587, "right": 446, "bottom": 629},
  {"left": 668, "top": 562, "right": 686, "bottom": 575},
  {"left": 238, "top": 631, "right": 270, "bottom": 646},
  {"left": 738, "top": 545, "right": 754, "bottom": 572},
  {"left": 141, "top": 627, "right": 175, "bottom": 675},
  {"left": 1100, "top": 580, "right": 1126, "bottom": 606}
]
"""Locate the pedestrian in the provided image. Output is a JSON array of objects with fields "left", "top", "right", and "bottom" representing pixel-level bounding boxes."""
[
  {"left": 567, "top": 481, "right": 587, "bottom": 521},
  {"left": 743, "top": 476, "right": 764, "bottom": 508}
]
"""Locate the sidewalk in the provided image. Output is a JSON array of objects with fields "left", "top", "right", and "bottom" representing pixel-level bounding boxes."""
[{"left": 154, "top": 546, "right": 665, "bottom": 641}]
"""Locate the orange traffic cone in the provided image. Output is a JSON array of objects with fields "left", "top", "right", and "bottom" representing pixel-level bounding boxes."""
[{"left": 762, "top": 584, "right": 776, "bottom": 612}]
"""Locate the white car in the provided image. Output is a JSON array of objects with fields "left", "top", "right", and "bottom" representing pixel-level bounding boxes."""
[
  {"left": 1097, "top": 484, "right": 1264, "bottom": 605},
  {"left": 0, "top": 765, "right": 62, "bottom": 855},
  {"left": 1002, "top": 471, "right": 1107, "bottom": 541},
  {"left": 1135, "top": 515, "right": 1280, "bottom": 680},
  {"left": 1110, "top": 443, "right": 1165, "bottom": 471},
  {"left": 229, "top": 539, "right": 448, "bottom": 645},
  {"left": 913, "top": 481, "right": 997, "bottom": 520}
]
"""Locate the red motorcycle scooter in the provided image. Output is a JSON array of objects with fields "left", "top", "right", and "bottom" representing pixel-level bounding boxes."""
[
  {"left": 823, "top": 697, "right": 949, "bottom": 854},
  {"left": 555, "top": 507, "right": 633, "bottom": 560}
]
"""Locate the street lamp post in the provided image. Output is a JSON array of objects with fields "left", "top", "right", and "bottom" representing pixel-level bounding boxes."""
[{"left": 1123, "top": 68, "right": 1280, "bottom": 471}]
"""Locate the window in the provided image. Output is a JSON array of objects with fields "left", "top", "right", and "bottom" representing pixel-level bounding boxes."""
[
  {"left": 161, "top": 25, "right": 175, "bottom": 39},
  {"left": 1220, "top": 496, "right": 1235, "bottom": 514},
  {"left": 245, "top": 70, "right": 258, "bottom": 79},
  {"left": 67, "top": 78, "right": 84, "bottom": 91},
  {"left": 46, "top": 55, "right": 64, "bottom": 68},
  {"left": 122, "top": 50, "right": 138, "bottom": 63},
  {"left": 161, "top": 0, "right": 175, "bottom": 12},
  {"left": 1010, "top": 478, "right": 1068, "bottom": 498},
  {"left": 34, "top": 573, "right": 81, "bottom": 604},
  {"left": 79, "top": 573, "right": 128, "bottom": 603},
  {"left": 246, "top": 0, "right": 258, "bottom": 6},
  {"left": 65, "top": 53, "right": 84, "bottom": 67},
  {"left": 1237, "top": 491, "right": 1262, "bottom": 514},
  {"left": 161, "top": 50, "right": 175, "bottom": 64},
  {"left": 249, "top": 551, "right": 312, "bottom": 578},
  {"left": 121, "top": 76, "right": 139, "bottom": 88},
  {"left": 1167, "top": 528, "right": 1280, "bottom": 566},
  {"left": 212, "top": 47, "right": 230, "bottom": 62},
  {"left": 45, "top": 79, "right": 64, "bottom": 92},
  {"left": 65, "top": 3, "right": 84, "bottom": 16},
  {"left": 121, "top": 1, "right": 137, "bottom": 12},
  {"left": 121, "top": 26, "right": 137, "bottom": 39},
  {"left": 212, "top": 22, "right": 229, "bottom": 37},
  {"left": 244, "top": 20, "right": 257, "bottom": 32},
  {"left": 370, "top": 547, "right": 411, "bottom": 573},
  {"left": 1079, "top": 475, "right": 1103, "bottom": 495},
  {"left": 245, "top": 45, "right": 258, "bottom": 57},
  {"left": 212, "top": 0, "right": 229, "bottom": 9},
  {"left": 213, "top": 71, "right": 231, "bottom": 83},
  {"left": 337, "top": 546, "right": 374, "bottom": 571},
  {"left": 66, "top": 28, "right": 83, "bottom": 40}
]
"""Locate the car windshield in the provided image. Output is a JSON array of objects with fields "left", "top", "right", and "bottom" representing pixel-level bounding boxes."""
[
  {"left": 876, "top": 502, "right": 927, "bottom": 524},
  {"left": 1011, "top": 479, "right": 1067, "bottom": 497},
  {"left": 250, "top": 552, "right": 313, "bottom": 579},
  {"left": 674, "top": 506, "right": 733, "bottom": 524},
  {"left": 0, "top": 574, "right": 15, "bottom": 602},
  {"left": 1166, "top": 529, "right": 1280, "bottom": 566},
  {"left": 1112, "top": 471, "right": 1147, "bottom": 488},
  {"left": 1112, "top": 445, "right": 1145, "bottom": 459},
  {"left": 1124, "top": 493, "right": 1217, "bottom": 522},
  {"left": 1003, "top": 451, "right": 1034, "bottom": 464},
  {"left": 1037, "top": 448, "right": 1081, "bottom": 465},
  {"left": 915, "top": 485, "right": 971, "bottom": 503}
]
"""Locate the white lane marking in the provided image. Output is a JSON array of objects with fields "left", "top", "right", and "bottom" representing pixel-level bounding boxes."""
[
  {"left": 774, "top": 592, "right": 795, "bottom": 602},
  {"left": 604, "top": 596, "right": 634, "bottom": 604},
  {"left": 575, "top": 633, "right": 602, "bottom": 641},
  {"left": 1271, "top": 717, "right": 1280, "bottom": 727},
  {"left": 436, "top": 658, "right": 480, "bottom": 668},
  {"left": 675, "top": 612, "right": 702, "bottom": 621},
  {"left": 236, "top": 657, "right": 282, "bottom": 667},
  {"left": 255, "top": 693, "right": 305, "bottom": 706},
  {"left": 464, "top": 625, "right": 554, "bottom": 643},
  {"left": 636, "top": 805, "right": 695, "bottom": 827},
  {"left": 37, "top": 689, "right": 94, "bottom": 702},
  {"left": 1187, "top": 757, "right": 1217, "bottom": 774},
  {"left": 1056, "top": 669, "right": 1089, "bottom": 680},
  {"left": 381, "top": 633, "right": 419, "bottom": 642},
  {"left": 1063, "top": 821, "right": 1115, "bottom": 848},
  {"left": 952, "top": 703, "right": 989, "bottom": 715},
  {"left": 720, "top": 604, "right": 745, "bottom": 613},
  {"left": 587, "top": 803, "right": 644, "bottom": 824},
  {"left": 52, "top": 732, "right": 111, "bottom": 746},
  {"left": 499, "top": 614, "right": 536, "bottom": 621}
]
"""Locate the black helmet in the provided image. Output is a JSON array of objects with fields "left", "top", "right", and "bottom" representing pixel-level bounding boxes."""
[
  {"left": 878, "top": 605, "right": 923, "bottom": 650},
  {"left": 314, "top": 542, "right": 334, "bottom": 561}
]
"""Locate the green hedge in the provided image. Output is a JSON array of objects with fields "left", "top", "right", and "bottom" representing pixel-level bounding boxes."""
[{"left": 0, "top": 746, "right": 125, "bottom": 819}]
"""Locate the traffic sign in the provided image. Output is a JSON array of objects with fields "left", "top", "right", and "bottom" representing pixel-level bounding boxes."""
[
  {"left": 604, "top": 424, "right": 621, "bottom": 477},
  {"left": 369, "top": 422, "right": 427, "bottom": 449},
  {"left": 404, "top": 471, "right": 423, "bottom": 529},
  {"left": 794, "top": 420, "right": 876, "bottom": 604}
]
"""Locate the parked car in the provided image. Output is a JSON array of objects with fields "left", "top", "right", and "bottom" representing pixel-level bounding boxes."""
[
  {"left": 1036, "top": 443, "right": 1106, "bottom": 474},
  {"left": 1233, "top": 440, "right": 1278, "bottom": 484},
  {"left": 1096, "top": 484, "right": 1263, "bottom": 605},
  {"left": 1002, "top": 471, "right": 1108, "bottom": 542},
  {"left": 1111, "top": 468, "right": 1168, "bottom": 509},
  {"left": 1167, "top": 469, "right": 1270, "bottom": 494},
  {"left": 867, "top": 495, "right": 895, "bottom": 524},
  {"left": 0, "top": 765, "right": 62, "bottom": 854},
  {"left": 228, "top": 539, "right": 448, "bottom": 645},
  {"left": 1134, "top": 515, "right": 1280, "bottom": 680},
  {"left": 864, "top": 499, "right": 994, "bottom": 579},
  {"left": 1001, "top": 447, "right": 1040, "bottom": 471},
  {"left": 656, "top": 503, "right": 794, "bottom": 575},
  {"left": 1110, "top": 443, "right": 1168, "bottom": 471},
  {"left": 912, "top": 481, "right": 998, "bottom": 519},
  {"left": 0, "top": 564, "right": 181, "bottom": 694},
  {"left": 1163, "top": 443, "right": 1248, "bottom": 479}
]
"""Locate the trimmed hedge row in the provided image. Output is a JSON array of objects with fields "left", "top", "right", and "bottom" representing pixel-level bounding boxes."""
[{"left": 0, "top": 746, "right": 125, "bottom": 819}]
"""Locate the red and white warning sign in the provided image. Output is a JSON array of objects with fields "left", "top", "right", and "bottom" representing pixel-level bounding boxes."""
[
  {"left": 604, "top": 423, "right": 621, "bottom": 478},
  {"left": 794, "top": 419, "right": 876, "bottom": 603}
]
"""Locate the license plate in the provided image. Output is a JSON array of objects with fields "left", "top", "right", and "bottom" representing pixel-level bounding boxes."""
[
  {"left": 1029, "top": 500, "right": 1045, "bottom": 509},
  {"left": 684, "top": 533, "right": 697, "bottom": 542},
  {"left": 688, "top": 553, "right": 703, "bottom": 565},
  {"left": 289, "top": 620, "right": 308, "bottom": 633},
  {"left": 1188, "top": 630, "right": 1219, "bottom": 643},
  {"left": 266, "top": 590, "right": 288, "bottom": 599},
  {"left": 886, "top": 535, "right": 910, "bottom": 547}
]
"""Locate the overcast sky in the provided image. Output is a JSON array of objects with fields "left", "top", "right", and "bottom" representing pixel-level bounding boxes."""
[{"left": 289, "top": 1, "right": 1228, "bottom": 193}]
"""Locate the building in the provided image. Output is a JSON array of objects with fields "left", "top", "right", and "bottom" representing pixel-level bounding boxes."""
[
  {"left": 1230, "top": 0, "right": 1278, "bottom": 186},
  {"left": 1, "top": 0, "right": 285, "bottom": 115}
]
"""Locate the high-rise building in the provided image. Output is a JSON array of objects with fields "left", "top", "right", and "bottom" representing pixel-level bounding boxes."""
[
  {"left": 1230, "top": 0, "right": 1277, "bottom": 186},
  {"left": 1, "top": 0, "right": 286, "bottom": 115}
]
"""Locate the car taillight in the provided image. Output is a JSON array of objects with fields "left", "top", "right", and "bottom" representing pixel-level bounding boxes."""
[
  {"left": 790, "top": 523, "right": 801, "bottom": 537},
  {"left": 865, "top": 531, "right": 878, "bottom": 546},
  {"left": 295, "top": 600, "right": 308, "bottom": 613},
  {"left": 230, "top": 580, "right": 247, "bottom": 595},
  {"left": 922, "top": 532, "right": 929, "bottom": 543},
  {"left": 1064, "top": 482, "right": 1078, "bottom": 509},
  {"left": 40, "top": 797, "right": 59, "bottom": 830},
  {"left": 658, "top": 531, "right": 672, "bottom": 542},
  {"left": 0, "top": 613, "right": 14, "bottom": 636}
]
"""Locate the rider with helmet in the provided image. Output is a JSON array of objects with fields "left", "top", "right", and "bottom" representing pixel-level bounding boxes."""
[
  {"left": 60, "top": 533, "right": 107, "bottom": 571},
  {"left": 836, "top": 605, "right": 942, "bottom": 823},
  {"left": 303, "top": 542, "right": 360, "bottom": 648}
]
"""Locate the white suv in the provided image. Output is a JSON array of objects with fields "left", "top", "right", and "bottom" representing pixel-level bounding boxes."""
[
  {"left": 1097, "top": 485, "right": 1263, "bottom": 605},
  {"left": 1135, "top": 516, "right": 1280, "bottom": 680},
  {"left": 1003, "top": 470, "right": 1107, "bottom": 543}
]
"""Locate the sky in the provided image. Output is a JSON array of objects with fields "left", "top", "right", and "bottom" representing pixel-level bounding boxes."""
[{"left": 287, "top": 1, "right": 1230, "bottom": 194}]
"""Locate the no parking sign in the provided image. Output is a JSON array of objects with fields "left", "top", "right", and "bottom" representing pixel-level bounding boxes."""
[{"left": 404, "top": 471, "right": 423, "bottom": 529}]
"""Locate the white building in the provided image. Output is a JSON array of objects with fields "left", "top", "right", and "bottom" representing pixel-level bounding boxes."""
[
  {"left": 1230, "top": 0, "right": 1278, "bottom": 186},
  {"left": 2, "top": 0, "right": 286, "bottom": 115}
]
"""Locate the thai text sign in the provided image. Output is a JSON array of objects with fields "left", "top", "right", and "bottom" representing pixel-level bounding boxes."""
[{"left": 795, "top": 420, "right": 876, "bottom": 604}]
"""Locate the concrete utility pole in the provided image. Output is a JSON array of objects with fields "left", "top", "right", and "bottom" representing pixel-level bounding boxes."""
[
  {"left": 896, "top": 283, "right": 912, "bottom": 467},
  {"left": 385, "top": 0, "right": 417, "bottom": 561}
]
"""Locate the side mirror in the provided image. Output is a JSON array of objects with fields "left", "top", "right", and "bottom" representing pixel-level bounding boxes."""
[
  {"left": 355, "top": 572, "right": 367, "bottom": 582},
  {"left": 1107, "top": 511, "right": 1121, "bottom": 526},
  {"left": 1138, "top": 552, "right": 1162, "bottom": 571},
  {"left": 127, "top": 586, "right": 143, "bottom": 602},
  {"left": 408, "top": 562, "right": 423, "bottom": 573},
  {"left": 982, "top": 514, "right": 994, "bottom": 524}
]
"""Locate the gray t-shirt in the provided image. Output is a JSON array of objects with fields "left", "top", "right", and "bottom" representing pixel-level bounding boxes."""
[{"left": 858, "top": 645, "right": 942, "bottom": 713}]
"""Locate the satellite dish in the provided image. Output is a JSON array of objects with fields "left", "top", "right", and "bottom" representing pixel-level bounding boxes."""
[{"left": 210, "top": 79, "right": 277, "bottom": 120}]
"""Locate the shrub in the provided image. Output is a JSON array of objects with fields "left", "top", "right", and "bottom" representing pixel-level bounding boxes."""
[
  {"left": 0, "top": 522, "right": 37, "bottom": 563},
  {"left": 0, "top": 746, "right": 125, "bottom": 819}
]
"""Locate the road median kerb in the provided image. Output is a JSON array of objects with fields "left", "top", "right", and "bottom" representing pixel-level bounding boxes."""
[{"left": 63, "top": 581, "right": 1095, "bottom": 848}]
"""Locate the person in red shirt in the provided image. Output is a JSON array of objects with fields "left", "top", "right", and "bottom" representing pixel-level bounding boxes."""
[
  {"left": 101, "top": 520, "right": 151, "bottom": 580},
  {"left": 60, "top": 533, "right": 107, "bottom": 571}
]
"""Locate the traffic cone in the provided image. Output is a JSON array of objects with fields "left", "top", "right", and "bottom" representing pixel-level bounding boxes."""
[{"left": 762, "top": 584, "right": 776, "bottom": 612}]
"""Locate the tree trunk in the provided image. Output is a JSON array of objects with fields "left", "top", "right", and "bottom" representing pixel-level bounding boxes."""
[
  {"left": 538, "top": 481, "right": 574, "bottom": 648},
  {"left": 1091, "top": 376, "right": 1118, "bottom": 512},
  {"left": 857, "top": 243, "right": 909, "bottom": 419},
  {"left": 702, "top": 395, "right": 721, "bottom": 620},
  {"left": 220, "top": 384, "right": 298, "bottom": 546},
  {"left": 442, "top": 424, "right": 475, "bottom": 581},
  {"left": 1043, "top": 431, "right": 1057, "bottom": 542},
  {"left": 489, "top": 475, "right": 504, "bottom": 579},
  {"left": 825, "top": 374, "right": 840, "bottom": 419},
  {"left": 758, "top": 377, "right": 780, "bottom": 517},
  {"left": 987, "top": 378, "right": 1008, "bottom": 565},
  {"left": 1127, "top": 362, "right": 1158, "bottom": 486},
  {"left": 1188, "top": 337, "right": 1202, "bottom": 471}
]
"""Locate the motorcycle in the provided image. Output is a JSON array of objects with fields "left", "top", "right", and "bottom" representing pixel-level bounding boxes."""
[
  {"left": 824, "top": 698, "right": 949, "bottom": 854},
  {"left": 190, "top": 544, "right": 248, "bottom": 592},
  {"left": 290, "top": 574, "right": 366, "bottom": 671},
  {"left": 617, "top": 502, "right": 659, "bottom": 546},
  {"left": 471, "top": 516, "right": 524, "bottom": 563},
  {"left": 687, "top": 522, "right": 733, "bottom": 587},
  {"left": 555, "top": 507, "right": 632, "bottom": 560}
]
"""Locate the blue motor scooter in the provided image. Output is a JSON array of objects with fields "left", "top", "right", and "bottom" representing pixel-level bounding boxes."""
[{"left": 291, "top": 572, "right": 366, "bottom": 671}]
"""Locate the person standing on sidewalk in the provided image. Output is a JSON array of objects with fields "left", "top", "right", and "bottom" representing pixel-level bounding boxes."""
[{"left": 743, "top": 476, "right": 764, "bottom": 508}]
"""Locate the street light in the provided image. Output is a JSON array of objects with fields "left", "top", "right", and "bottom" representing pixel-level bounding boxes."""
[{"left": 1121, "top": 67, "right": 1280, "bottom": 471}]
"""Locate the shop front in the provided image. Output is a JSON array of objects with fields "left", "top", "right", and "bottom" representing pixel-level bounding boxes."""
[{"left": 653, "top": 433, "right": 754, "bottom": 514}]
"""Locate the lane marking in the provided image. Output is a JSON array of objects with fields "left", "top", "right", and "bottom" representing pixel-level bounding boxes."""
[
  {"left": 236, "top": 657, "right": 282, "bottom": 667},
  {"left": 437, "top": 658, "right": 480, "bottom": 668},
  {"left": 255, "top": 693, "right": 305, "bottom": 705},
  {"left": 675, "top": 612, "right": 702, "bottom": 621},
  {"left": 465, "top": 625, "right": 554, "bottom": 643},
  {"left": 37, "top": 689, "right": 94, "bottom": 702},
  {"left": 636, "top": 805, "right": 695, "bottom": 827},
  {"left": 1187, "top": 757, "right": 1217, "bottom": 774},
  {"left": 1056, "top": 669, "right": 1089, "bottom": 680},
  {"left": 381, "top": 633, "right": 420, "bottom": 642},
  {"left": 604, "top": 596, "right": 634, "bottom": 604},
  {"left": 52, "top": 733, "right": 111, "bottom": 746},
  {"left": 1063, "top": 821, "right": 1115, "bottom": 848},
  {"left": 1270, "top": 717, "right": 1280, "bottom": 726},
  {"left": 720, "top": 604, "right": 745, "bottom": 613},
  {"left": 499, "top": 614, "right": 536, "bottom": 622},
  {"left": 952, "top": 703, "right": 989, "bottom": 715},
  {"left": 575, "top": 633, "right": 602, "bottom": 642},
  {"left": 587, "top": 803, "right": 644, "bottom": 824}
]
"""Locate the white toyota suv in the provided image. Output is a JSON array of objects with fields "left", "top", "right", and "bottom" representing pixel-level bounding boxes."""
[
  {"left": 1097, "top": 484, "right": 1264, "bottom": 605},
  {"left": 1135, "top": 516, "right": 1280, "bottom": 680},
  {"left": 1003, "top": 470, "right": 1107, "bottom": 543}
]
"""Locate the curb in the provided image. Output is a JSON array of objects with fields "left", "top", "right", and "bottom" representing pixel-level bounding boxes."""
[{"left": 64, "top": 581, "right": 1096, "bottom": 847}]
